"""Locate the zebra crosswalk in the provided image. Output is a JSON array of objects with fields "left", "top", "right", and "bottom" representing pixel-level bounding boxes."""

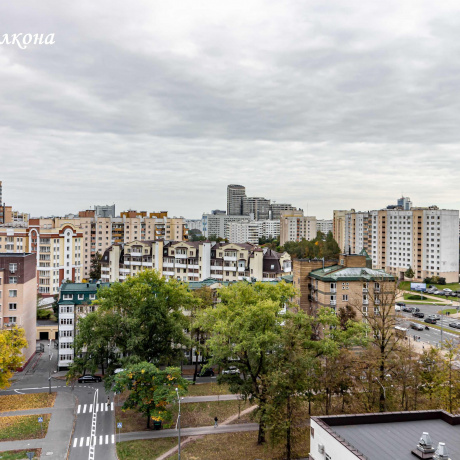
[
  {"left": 73, "top": 434, "right": 115, "bottom": 448},
  {"left": 77, "top": 402, "right": 114, "bottom": 414}
]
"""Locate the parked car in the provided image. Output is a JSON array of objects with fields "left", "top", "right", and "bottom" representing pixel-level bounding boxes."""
[
  {"left": 443, "top": 288, "right": 453, "bottom": 293},
  {"left": 410, "top": 323, "right": 424, "bottom": 331},
  {"left": 412, "top": 312, "right": 425, "bottom": 318},
  {"left": 199, "top": 367, "right": 215, "bottom": 377},
  {"left": 449, "top": 322, "right": 460, "bottom": 329},
  {"left": 222, "top": 366, "right": 240, "bottom": 375},
  {"left": 403, "top": 306, "right": 414, "bottom": 312},
  {"left": 396, "top": 302, "right": 406, "bottom": 307},
  {"left": 395, "top": 305, "right": 401, "bottom": 312},
  {"left": 78, "top": 375, "right": 102, "bottom": 383},
  {"left": 424, "top": 318, "right": 437, "bottom": 324}
]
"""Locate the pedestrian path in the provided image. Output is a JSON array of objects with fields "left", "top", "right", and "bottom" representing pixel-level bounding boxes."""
[
  {"left": 72, "top": 434, "right": 115, "bottom": 447},
  {"left": 77, "top": 402, "right": 114, "bottom": 413}
]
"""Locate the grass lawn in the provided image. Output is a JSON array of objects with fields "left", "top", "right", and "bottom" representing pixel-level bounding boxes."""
[
  {"left": 403, "top": 294, "right": 437, "bottom": 303},
  {"left": 116, "top": 400, "right": 250, "bottom": 432},
  {"left": 0, "top": 414, "right": 50, "bottom": 441},
  {"left": 440, "top": 308, "right": 459, "bottom": 315},
  {"left": 117, "top": 438, "right": 177, "bottom": 460},
  {"left": 186, "top": 383, "right": 229, "bottom": 397},
  {"left": 0, "top": 393, "right": 56, "bottom": 412},
  {"left": 118, "top": 430, "right": 311, "bottom": 460},
  {"left": 0, "top": 449, "right": 41, "bottom": 459}
]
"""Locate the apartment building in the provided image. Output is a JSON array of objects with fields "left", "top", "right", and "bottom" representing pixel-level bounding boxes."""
[
  {"left": 242, "top": 197, "right": 271, "bottom": 220},
  {"left": 202, "top": 213, "right": 249, "bottom": 239},
  {"left": 100, "top": 240, "right": 292, "bottom": 284},
  {"left": 268, "top": 203, "right": 297, "bottom": 220},
  {"left": 0, "top": 253, "right": 37, "bottom": 365},
  {"left": 333, "top": 210, "right": 352, "bottom": 252},
  {"left": 344, "top": 207, "right": 459, "bottom": 282},
  {"left": 0, "top": 211, "right": 188, "bottom": 286},
  {"left": 228, "top": 220, "right": 280, "bottom": 244},
  {"left": 293, "top": 251, "right": 395, "bottom": 318},
  {"left": 280, "top": 210, "right": 317, "bottom": 245},
  {"left": 57, "top": 281, "right": 110, "bottom": 369},
  {"left": 317, "top": 219, "right": 333, "bottom": 236}
]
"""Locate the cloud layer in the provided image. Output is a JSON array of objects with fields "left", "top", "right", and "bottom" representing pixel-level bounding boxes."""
[{"left": 1, "top": 0, "right": 459, "bottom": 218}]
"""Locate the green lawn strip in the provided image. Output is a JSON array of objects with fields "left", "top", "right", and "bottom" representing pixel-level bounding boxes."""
[
  {"left": 0, "top": 414, "right": 50, "bottom": 442},
  {"left": 186, "top": 382, "right": 229, "bottom": 396},
  {"left": 117, "top": 438, "right": 176, "bottom": 460},
  {"left": 410, "top": 319, "right": 460, "bottom": 336},
  {"left": 0, "top": 449, "right": 41, "bottom": 460},
  {"left": 400, "top": 281, "right": 460, "bottom": 291},
  {"left": 440, "top": 308, "right": 458, "bottom": 315},
  {"left": 0, "top": 393, "right": 56, "bottom": 412}
]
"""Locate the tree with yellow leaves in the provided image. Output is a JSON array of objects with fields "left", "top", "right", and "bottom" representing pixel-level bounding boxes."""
[
  {"left": 112, "top": 362, "right": 188, "bottom": 428},
  {"left": 0, "top": 326, "right": 27, "bottom": 389}
]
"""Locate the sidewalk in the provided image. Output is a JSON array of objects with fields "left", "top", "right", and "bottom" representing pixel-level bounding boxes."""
[{"left": 0, "top": 390, "right": 76, "bottom": 459}]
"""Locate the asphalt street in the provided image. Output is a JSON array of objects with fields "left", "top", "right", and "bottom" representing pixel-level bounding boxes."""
[{"left": 398, "top": 303, "right": 460, "bottom": 347}]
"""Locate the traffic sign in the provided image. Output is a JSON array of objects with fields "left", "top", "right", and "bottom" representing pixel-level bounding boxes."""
[
  {"left": 117, "top": 422, "right": 122, "bottom": 428},
  {"left": 38, "top": 417, "right": 43, "bottom": 423},
  {"left": 26, "top": 453, "right": 34, "bottom": 460}
]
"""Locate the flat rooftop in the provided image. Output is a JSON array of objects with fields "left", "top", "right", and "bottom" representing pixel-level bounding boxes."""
[{"left": 314, "top": 411, "right": 460, "bottom": 460}]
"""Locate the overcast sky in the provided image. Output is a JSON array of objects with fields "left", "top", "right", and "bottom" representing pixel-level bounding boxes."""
[{"left": 1, "top": 0, "right": 460, "bottom": 219}]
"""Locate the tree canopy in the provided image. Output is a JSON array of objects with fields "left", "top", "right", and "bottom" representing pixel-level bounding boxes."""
[
  {"left": 282, "top": 231, "right": 340, "bottom": 259},
  {"left": 0, "top": 327, "right": 28, "bottom": 389}
]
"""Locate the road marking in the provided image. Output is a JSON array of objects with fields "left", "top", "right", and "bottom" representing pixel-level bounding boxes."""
[
  {"left": 14, "top": 389, "right": 25, "bottom": 395},
  {"left": 111, "top": 434, "right": 115, "bottom": 444},
  {"left": 86, "top": 437, "right": 90, "bottom": 446},
  {"left": 73, "top": 438, "right": 77, "bottom": 448},
  {"left": 89, "top": 404, "right": 93, "bottom": 412},
  {"left": 95, "top": 403, "right": 98, "bottom": 412},
  {"left": 111, "top": 402, "right": 114, "bottom": 411},
  {"left": 99, "top": 435, "right": 103, "bottom": 445},
  {"left": 83, "top": 404, "right": 87, "bottom": 414},
  {"left": 79, "top": 437, "right": 84, "bottom": 447},
  {"left": 105, "top": 435, "right": 108, "bottom": 444},
  {"left": 88, "top": 388, "right": 98, "bottom": 460},
  {"left": 77, "top": 405, "right": 81, "bottom": 414}
]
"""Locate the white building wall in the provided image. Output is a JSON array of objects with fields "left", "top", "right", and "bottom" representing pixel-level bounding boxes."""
[{"left": 310, "top": 419, "right": 359, "bottom": 460}]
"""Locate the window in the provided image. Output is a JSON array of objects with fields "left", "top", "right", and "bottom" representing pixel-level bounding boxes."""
[
  {"left": 9, "top": 263, "right": 17, "bottom": 273},
  {"left": 8, "top": 276, "right": 17, "bottom": 284},
  {"left": 78, "top": 294, "right": 84, "bottom": 300},
  {"left": 8, "top": 303, "right": 17, "bottom": 310},
  {"left": 89, "top": 294, "right": 96, "bottom": 300},
  {"left": 8, "top": 317, "right": 17, "bottom": 324},
  {"left": 60, "top": 318, "right": 73, "bottom": 325},
  {"left": 342, "top": 295, "right": 348, "bottom": 301},
  {"left": 8, "top": 290, "right": 17, "bottom": 298},
  {"left": 63, "top": 294, "right": 73, "bottom": 300}
]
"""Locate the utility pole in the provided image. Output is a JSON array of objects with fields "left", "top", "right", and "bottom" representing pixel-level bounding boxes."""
[
  {"left": 175, "top": 388, "right": 181, "bottom": 460},
  {"left": 48, "top": 339, "right": 52, "bottom": 394}
]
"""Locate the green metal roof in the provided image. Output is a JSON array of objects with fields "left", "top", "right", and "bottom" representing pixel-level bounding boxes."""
[
  {"left": 310, "top": 265, "right": 395, "bottom": 282},
  {"left": 59, "top": 282, "right": 112, "bottom": 293}
]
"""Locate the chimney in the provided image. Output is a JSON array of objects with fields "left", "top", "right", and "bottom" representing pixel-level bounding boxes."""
[{"left": 434, "top": 443, "right": 451, "bottom": 460}]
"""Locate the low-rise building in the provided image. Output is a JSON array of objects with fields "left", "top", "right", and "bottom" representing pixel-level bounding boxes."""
[{"left": 310, "top": 410, "right": 460, "bottom": 460}]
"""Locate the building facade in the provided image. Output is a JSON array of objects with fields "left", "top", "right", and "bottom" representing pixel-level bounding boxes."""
[
  {"left": 317, "top": 219, "right": 333, "bottom": 236},
  {"left": 100, "top": 240, "right": 292, "bottom": 284},
  {"left": 0, "top": 253, "right": 37, "bottom": 365},
  {"left": 344, "top": 207, "right": 459, "bottom": 282},
  {"left": 228, "top": 220, "right": 280, "bottom": 244},
  {"left": 227, "top": 184, "right": 246, "bottom": 215},
  {"left": 57, "top": 281, "right": 110, "bottom": 369},
  {"left": 280, "top": 210, "right": 317, "bottom": 245}
]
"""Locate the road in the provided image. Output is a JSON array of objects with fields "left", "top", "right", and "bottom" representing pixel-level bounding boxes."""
[
  {"left": 398, "top": 303, "right": 460, "bottom": 348},
  {"left": 0, "top": 341, "right": 116, "bottom": 460}
]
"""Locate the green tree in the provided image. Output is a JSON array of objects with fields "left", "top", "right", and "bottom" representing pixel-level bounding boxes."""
[
  {"left": 76, "top": 270, "right": 193, "bottom": 371},
  {"left": 405, "top": 266, "right": 415, "bottom": 279},
  {"left": 198, "top": 281, "right": 297, "bottom": 444},
  {"left": 89, "top": 252, "right": 102, "bottom": 280},
  {"left": 0, "top": 327, "right": 28, "bottom": 389},
  {"left": 113, "top": 362, "right": 188, "bottom": 428},
  {"left": 188, "top": 229, "right": 206, "bottom": 241}
]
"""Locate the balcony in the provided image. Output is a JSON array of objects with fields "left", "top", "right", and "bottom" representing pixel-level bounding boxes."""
[
  {"left": 363, "top": 299, "right": 369, "bottom": 305},
  {"left": 238, "top": 266, "right": 245, "bottom": 272},
  {"left": 330, "top": 288, "right": 337, "bottom": 293},
  {"left": 223, "top": 266, "right": 236, "bottom": 271},
  {"left": 374, "top": 287, "right": 381, "bottom": 293},
  {"left": 142, "top": 261, "right": 153, "bottom": 267},
  {"left": 119, "top": 268, "right": 130, "bottom": 274},
  {"left": 330, "top": 300, "right": 337, "bottom": 306},
  {"left": 189, "top": 264, "right": 199, "bottom": 269},
  {"left": 101, "top": 267, "right": 109, "bottom": 272},
  {"left": 374, "top": 299, "right": 381, "bottom": 305},
  {"left": 210, "top": 265, "right": 223, "bottom": 271},
  {"left": 163, "top": 270, "right": 175, "bottom": 276},
  {"left": 223, "top": 255, "right": 237, "bottom": 262},
  {"left": 212, "top": 274, "right": 223, "bottom": 279},
  {"left": 362, "top": 288, "right": 368, "bottom": 293},
  {"left": 163, "top": 262, "right": 174, "bottom": 268},
  {"left": 176, "top": 263, "right": 187, "bottom": 268},
  {"left": 130, "top": 251, "right": 142, "bottom": 257},
  {"left": 175, "top": 254, "right": 187, "bottom": 259}
]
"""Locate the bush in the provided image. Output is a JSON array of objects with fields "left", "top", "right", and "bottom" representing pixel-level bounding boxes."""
[
  {"left": 37, "top": 309, "right": 52, "bottom": 320},
  {"left": 438, "top": 277, "right": 446, "bottom": 285}
]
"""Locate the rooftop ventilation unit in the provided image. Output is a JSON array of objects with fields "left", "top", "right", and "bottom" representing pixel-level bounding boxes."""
[
  {"left": 412, "top": 432, "right": 435, "bottom": 459},
  {"left": 434, "top": 442, "right": 451, "bottom": 460}
]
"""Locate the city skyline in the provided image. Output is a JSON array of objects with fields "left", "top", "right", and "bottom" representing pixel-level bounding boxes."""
[{"left": 2, "top": 1, "right": 460, "bottom": 218}]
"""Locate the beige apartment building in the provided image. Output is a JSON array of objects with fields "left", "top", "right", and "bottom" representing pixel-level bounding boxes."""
[
  {"left": 293, "top": 251, "right": 395, "bottom": 320},
  {"left": 0, "top": 253, "right": 37, "bottom": 366},
  {"left": 0, "top": 211, "right": 188, "bottom": 291},
  {"left": 101, "top": 240, "right": 292, "bottom": 284},
  {"left": 333, "top": 210, "right": 353, "bottom": 252},
  {"left": 344, "top": 207, "right": 459, "bottom": 282},
  {"left": 280, "top": 210, "right": 317, "bottom": 245}
]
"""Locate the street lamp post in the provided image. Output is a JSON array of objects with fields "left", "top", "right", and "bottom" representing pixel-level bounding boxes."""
[
  {"left": 48, "top": 339, "right": 52, "bottom": 394},
  {"left": 175, "top": 388, "right": 181, "bottom": 460}
]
